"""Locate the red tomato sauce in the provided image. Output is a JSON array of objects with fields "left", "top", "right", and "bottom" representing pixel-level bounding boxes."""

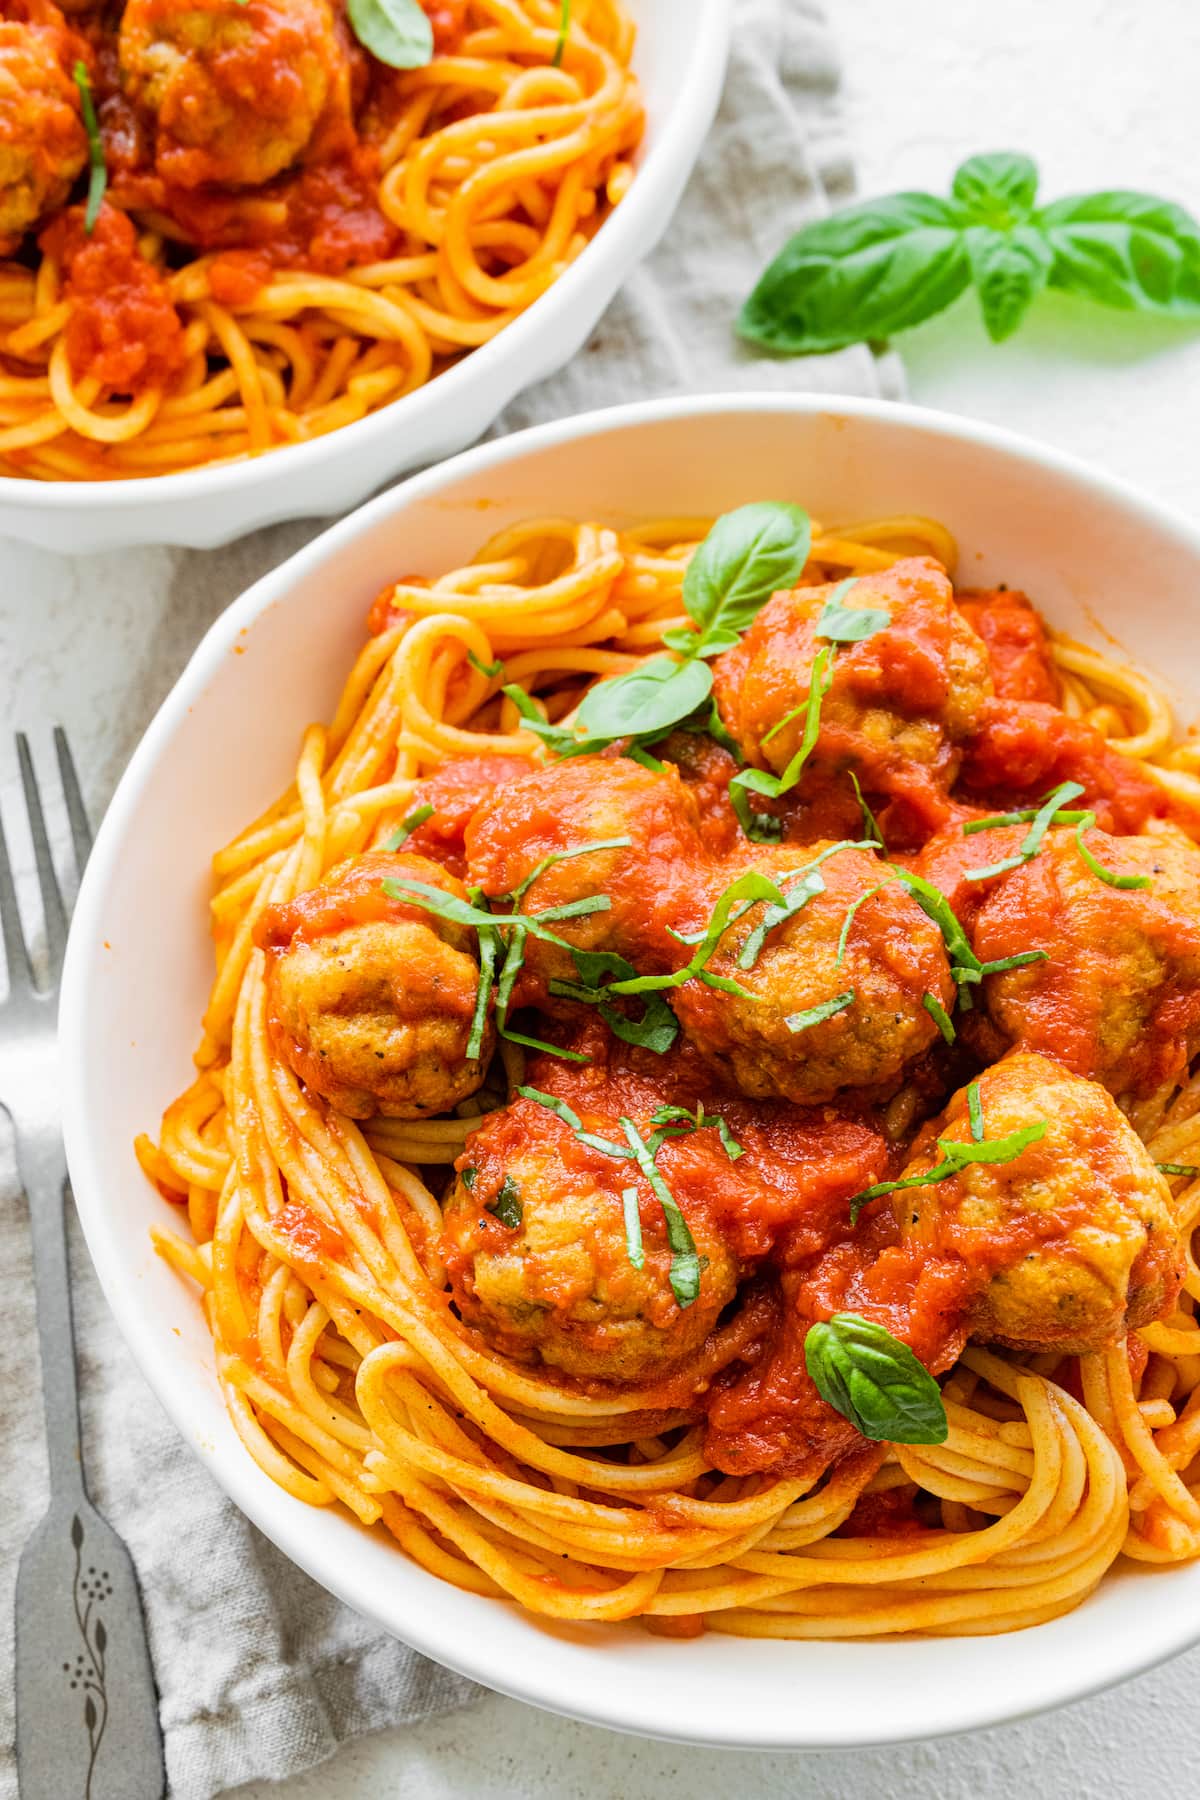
[
  {"left": 41, "top": 204, "right": 186, "bottom": 393},
  {"left": 960, "top": 699, "right": 1168, "bottom": 834},
  {"left": 254, "top": 851, "right": 463, "bottom": 951},
  {"left": 958, "top": 589, "right": 1061, "bottom": 705}
]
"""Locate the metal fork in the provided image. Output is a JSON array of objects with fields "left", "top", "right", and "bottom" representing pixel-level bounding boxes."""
[{"left": 7, "top": 732, "right": 165, "bottom": 1800}]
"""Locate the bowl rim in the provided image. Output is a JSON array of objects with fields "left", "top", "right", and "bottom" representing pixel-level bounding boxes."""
[
  {"left": 60, "top": 391, "right": 1200, "bottom": 1748},
  {"left": 0, "top": 0, "right": 733, "bottom": 517}
]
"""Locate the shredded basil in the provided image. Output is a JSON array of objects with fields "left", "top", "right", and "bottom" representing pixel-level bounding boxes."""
[
  {"left": 1074, "top": 820, "right": 1152, "bottom": 890},
  {"left": 467, "top": 649, "right": 503, "bottom": 678},
  {"left": 963, "top": 780, "right": 1084, "bottom": 881},
  {"left": 814, "top": 579, "right": 890, "bottom": 643},
  {"left": 485, "top": 1174, "right": 522, "bottom": 1229},
  {"left": 621, "top": 1186, "right": 645, "bottom": 1268},
  {"left": 849, "top": 770, "right": 886, "bottom": 850},
  {"left": 729, "top": 643, "right": 835, "bottom": 811},
  {"left": 786, "top": 990, "right": 855, "bottom": 1034},
  {"left": 383, "top": 804, "right": 434, "bottom": 851},
  {"left": 849, "top": 1117, "right": 1048, "bottom": 1223},
  {"left": 835, "top": 879, "right": 892, "bottom": 967},
  {"left": 649, "top": 1103, "right": 744, "bottom": 1161},
  {"left": 73, "top": 63, "right": 107, "bottom": 234},
  {"left": 922, "top": 991, "right": 956, "bottom": 1044},
  {"left": 461, "top": 1166, "right": 477, "bottom": 1190},
  {"left": 966, "top": 1079, "right": 984, "bottom": 1143},
  {"left": 1157, "top": 1163, "right": 1200, "bottom": 1178},
  {"left": 619, "top": 1118, "right": 702, "bottom": 1308}
]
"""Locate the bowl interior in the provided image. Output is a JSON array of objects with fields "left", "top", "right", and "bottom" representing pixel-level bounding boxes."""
[{"left": 61, "top": 397, "right": 1200, "bottom": 1748}]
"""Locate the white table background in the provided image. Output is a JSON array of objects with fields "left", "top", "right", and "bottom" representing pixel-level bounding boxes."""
[{"left": 5, "top": 0, "right": 1199, "bottom": 1794}]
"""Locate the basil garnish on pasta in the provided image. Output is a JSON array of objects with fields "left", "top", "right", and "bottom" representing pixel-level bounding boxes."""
[
  {"left": 922, "top": 992, "right": 956, "bottom": 1044},
  {"left": 805, "top": 1313, "right": 948, "bottom": 1445},
  {"left": 346, "top": 0, "right": 434, "bottom": 69},
  {"left": 507, "top": 502, "right": 811, "bottom": 760}
]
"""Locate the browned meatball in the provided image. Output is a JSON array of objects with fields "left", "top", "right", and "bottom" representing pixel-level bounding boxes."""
[
  {"left": 441, "top": 1083, "right": 738, "bottom": 1382},
  {"left": 465, "top": 755, "right": 710, "bottom": 993},
  {"left": 119, "top": 0, "right": 349, "bottom": 189},
  {"left": 713, "top": 558, "right": 992, "bottom": 842},
  {"left": 971, "top": 828, "right": 1200, "bottom": 1103},
  {"left": 893, "top": 1051, "right": 1181, "bottom": 1353},
  {"left": 254, "top": 852, "right": 493, "bottom": 1120},
  {"left": 671, "top": 842, "right": 955, "bottom": 1106},
  {"left": 0, "top": 2, "right": 88, "bottom": 250}
]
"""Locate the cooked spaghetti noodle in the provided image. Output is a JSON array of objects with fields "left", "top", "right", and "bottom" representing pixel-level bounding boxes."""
[
  {"left": 0, "top": 0, "right": 641, "bottom": 480},
  {"left": 139, "top": 508, "right": 1200, "bottom": 1636}
]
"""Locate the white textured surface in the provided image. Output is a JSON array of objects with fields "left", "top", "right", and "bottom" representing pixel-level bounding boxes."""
[{"left": 230, "top": 1, "right": 1200, "bottom": 1794}]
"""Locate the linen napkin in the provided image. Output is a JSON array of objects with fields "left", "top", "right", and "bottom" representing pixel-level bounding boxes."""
[{"left": 0, "top": 4, "right": 900, "bottom": 1795}]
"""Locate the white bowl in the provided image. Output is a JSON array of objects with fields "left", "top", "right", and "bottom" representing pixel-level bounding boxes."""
[
  {"left": 61, "top": 395, "right": 1200, "bottom": 1747},
  {"left": 0, "top": 1, "right": 731, "bottom": 555}
]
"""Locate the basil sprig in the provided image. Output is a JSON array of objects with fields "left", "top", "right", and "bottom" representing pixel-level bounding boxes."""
[
  {"left": 805, "top": 1313, "right": 948, "bottom": 1445},
  {"left": 346, "top": 0, "right": 434, "bottom": 68},
  {"left": 507, "top": 503, "right": 811, "bottom": 762},
  {"left": 739, "top": 150, "right": 1200, "bottom": 355},
  {"left": 73, "top": 62, "right": 107, "bottom": 234}
]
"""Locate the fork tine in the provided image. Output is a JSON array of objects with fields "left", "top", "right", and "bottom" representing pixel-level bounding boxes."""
[
  {"left": 0, "top": 798, "right": 33, "bottom": 996},
  {"left": 54, "top": 727, "right": 93, "bottom": 876},
  {"left": 16, "top": 734, "right": 68, "bottom": 978}
]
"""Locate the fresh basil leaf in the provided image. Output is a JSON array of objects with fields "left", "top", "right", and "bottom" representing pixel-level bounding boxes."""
[
  {"left": 649, "top": 1103, "right": 744, "bottom": 1161},
  {"left": 681, "top": 502, "right": 812, "bottom": 645},
  {"left": 815, "top": 578, "right": 890, "bottom": 643},
  {"left": 805, "top": 1313, "right": 948, "bottom": 1445},
  {"left": 1158, "top": 1163, "right": 1200, "bottom": 1179},
  {"left": 486, "top": 1174, "right": 522, "bottom": 1229},
  {"left": 967, "top": 1080, "right": 984, "bottom": 1142},
  {"left": 575, "top": 654, "right": 714, "bottom": 740},
  {"left": 951, "top": 151, "right": 1039, "bottom": 226},
  {"left": 346, "top": 0, "right": 434, "bottom": 68},
  {"left": 73, "top": 62, "right": 107, "bottom": 234},
  {"left": 848, "top": 1117, "right": 1048, "bottom": 1221},
  {"left": 738, "top": 193, "right": 970, "bottom": 355},
  {"left": 965, "top": 223, "right": 1053, "bottom": 342},
  {"left": 1039, "top": 191, "right": 1200, "bottom": 316}
]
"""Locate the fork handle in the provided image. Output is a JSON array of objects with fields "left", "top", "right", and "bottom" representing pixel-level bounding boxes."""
[{"left": 18, "top": 1130, "right": 85, "bottom": 1501}]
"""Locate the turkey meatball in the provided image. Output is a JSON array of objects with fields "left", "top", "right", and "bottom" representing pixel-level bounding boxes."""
[
  {"left": 671, "top": 842, "right": 955, "bottom": 1106},
  {"left": 119, "top": 0, "right": 349, "bottom": 190},
  {"left": 713, "top": 558, "right": 992, "bottom": 841},
  {"left": 441, "top": 1082, "right": 739, "bottom": 1382},
  {"left": 255, "top": 851, "right": 493, "bottom": 1120},
  {"left": 0, "top": 2, "right": 88, "bottom": 250},
  {"left": 973, "top": 827, "right": 1200, "bottom": 1102},
  {"left": 465, "top": 755, "right": 710, "bottom": 992},
  {"left": 893, "top": 1051, "right": 1180, "bottom": 1353}
]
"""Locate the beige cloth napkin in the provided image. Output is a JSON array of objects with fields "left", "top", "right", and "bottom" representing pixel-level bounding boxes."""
[{"left": 0, "top": 3, "right": 900, "bottom": 1794}]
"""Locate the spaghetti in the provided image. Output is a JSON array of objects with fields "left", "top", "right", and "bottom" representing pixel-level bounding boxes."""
[
  {"left": 0, "top": 0, "right": 641, "bottom": 480},
  {"left": 140, "top": 509, "right": 1200, "bottom": 1636}
]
